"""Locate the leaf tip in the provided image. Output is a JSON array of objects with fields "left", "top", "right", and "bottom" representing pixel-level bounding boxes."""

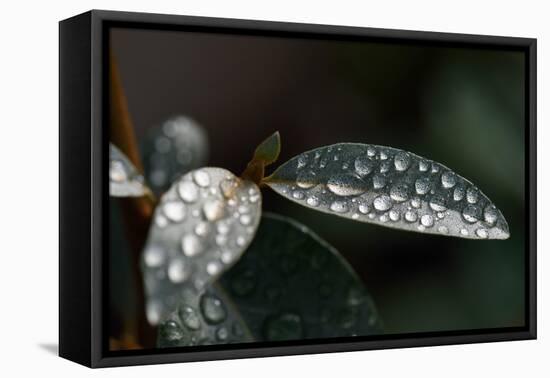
[{"left": 254, "top": 131, "right": 281, "bottom": 166}]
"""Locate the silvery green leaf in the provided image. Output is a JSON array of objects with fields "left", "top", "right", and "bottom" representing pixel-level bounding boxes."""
[
  {"left": 265, "top": 143, "right": 509, "bottom": 240},
  {"left": 109, "top": 143, "right": 148, "bottom": 197},
  {"left": 141, "top": 167, "right": 262, "bottom": 325},
  {"left": 218, "top": 213, "right": 382, "bottom": 341},
  {"left": 142, "top": 116, "right": 209, "bottom": 195},
  {"left": 157, "top": 285, "right": 253, "bottom": 347}
]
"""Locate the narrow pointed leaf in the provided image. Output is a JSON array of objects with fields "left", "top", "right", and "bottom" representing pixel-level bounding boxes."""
[
  {"left": 141, "top": 167, "right": 262, "bottom": 325},
  {"left": 142, "top": 115, "right": 209, "bottom": 195},
  {"left": 252, "top": 131, "right": 281, "bottom": 166},
  {"left": 109, "top": 143, "right": 148, "bottom": 197},
  {"left": 265, "top": 143, "right": 509, "bottom": 240}
]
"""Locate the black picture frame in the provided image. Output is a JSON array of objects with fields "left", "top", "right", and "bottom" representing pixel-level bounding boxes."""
[{"left": 59, "top": 9, "right": 537, "bottom": 368}]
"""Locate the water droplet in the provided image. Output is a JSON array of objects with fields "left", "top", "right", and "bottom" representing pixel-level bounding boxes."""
[
  {"left": 429, "top": 195, "right": 447, "bottom": 212},
  {"left": 215, "top": 234, "right": 227, "bottom": 246},
  {"left": 216, "top": 326, "right": 229, "bottom": 341},
  {"left": 239, "top": 214, "right": 252, "bottom": 225},
  {"left": 160, "top": 320, "right": 183, "bottom": 342},
  {"left": 438, "top": 226, "right": 449, "bottom": 234},
  {"left": 146, "top": 301, "right": 162, "bottom": 325},
  {"left": 358, "top": 203, "right": 370, "bottom": 214},
  {"left": 179, "top": 305, "right": 201, "bottom": 330},
  {"left": 390, "top": 183, "right": 409, "bottom": 202},
  {"left": 178, "top": 181, "right": 199, "bottom": 203},
  {"left": 162, "top": 201, "right": 186, "bottom": 222},
  {"left": 200, "top": 294, "right": 227, "bottom": 324},
  {"left": 379, "top": 161, "right": 391, "bottom": 173},
  {"left": 249, "top": 194, "right": 260, "bottom": 203},
  {"left": 368, "top": 213, "right": 376, "bottom": 219},
  {"left": 405, "top": 210, "right": 418, "bottom": 222},
  {"left": 372, "top": 174, "right": 386, "bottom": 189},
  {"left": 367, "top": 146, "right": 376, "bottom": 157},
  {"left": 330, "top": 201, "right": 349, "bottom": 213},
  {"left": 460, "top": 228, "right": 469, "bottom": 236},
  {"left": 193, "top": 170, "right": 211, "bottom": 187},
  {"left": 216, "top": 221, "right": 230, "bottom": 235},
  {"left": 466, "top": 187, "right": 479, "bottom": 204},
  {"left": 389, "top": 210, "right": 400, "bottom": 221},
  {"left": 109, "top": 160, "right": 127, "bottom": 182},
  {"left": 415, "top": 178, "right": 431, "bottom": 195},
  {"left": 379, "top": 151, "right": 388, "bottom": 160},
  {"left": 431, "top": 164, "right": 440, "bottom": 173},
  {"left": 333, "top": 155, "right": 339, "bottom": 161},
  {"left": 410, "top": 197, "right": 421, "bottom": 208},
  {"left": 292, "top": 190, "right": 305, "bottom": 200},
  {"left": 462, "top": 204, "right": 481, "bottom": 223},
  {"left": 476, "top": 228, "right": 488, "bottom": 239},
  {"left": 203, "top": 199, "right": 225, "bottom": 221},
  {"left": 418, "top": 160, "right": 429, "bottom": 172},
  {"left": 306, "top": 195, "right": 320, "bottom": 207},
  {"left": 354, "top": 155, "right": 376, "bottom": 177},
  {"left": 373, "top": 195, "right": 392, "bottom": 211},
  {"left": 264, "top": 313, "right": 303, "bottom": 341},
  {"left": 220, "top": 249, "right": 235, "bottom": 264},
  {"left": 296, "top": 170, "right": 317, "bottom": 189},
  {"left": 297, "top": 156, "right": 307, "bottom": 169},
  {"left": 394, "top": 152, "right": 410, "bottom": 171},
  {"left": 420, "top": 214, "right": 434, "bottom": 227},
  {"left": 380, "top": 213, "right": 389, "bottom": 222},
  {"left": 144, "top": 245, "right": 165, "bottom": 267},
  {"left": 206, "top": 260, "right": 222, "bottom": 276},
  {"left": 155, "top": 214, "right": 168, "bottom": 228},
  {"left": 319, "top": 158, "right": 328, "bottom": 168},
  {"left": 437, "top": 212, "right": 446, "bottom": 219},
  {"left": 352, "top": 213, "right": 359, "bottom": 219},
  {"left": 327, "top": 174, "right": 366, "bottom": 196},
  {"left": 342, "top": 162, "right": 349, "bottom": 169},
  {"left": 484, "top": 205, "right": 498, "bottom": 225},
  {"left": 168, "top": 259, "right": 190, "bottom": 283},
  {"left": 181, "top": 234, "right": 204, "bottom": 257},
  {"left": 194, "top": 221, "right": 210, "bottom": 237},
  {"left": 441, "top": 171, "right": 457, "bottom": 188},
  {"left": 453, "top": 185, "right": 465, "bottom": 201},
  {"left": 236, "top": 236, "right": 246, "bottom": 247},
  {"left": 220, "top": 178, "right": 239, "bottom": 198}
]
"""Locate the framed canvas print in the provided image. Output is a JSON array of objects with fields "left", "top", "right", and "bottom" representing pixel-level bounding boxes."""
[{"left": 59, "top": 10, "right": 537, "bottom": 368}]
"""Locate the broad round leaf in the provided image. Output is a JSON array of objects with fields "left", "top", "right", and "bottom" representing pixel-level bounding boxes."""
[
  {"left": 142, "top": 116, "right": 209, "bottom": 195},
  {"left": 265, "top": 143, "right": 509, "bottom": 240},
  {"left": 109, "top": 143, "right": 148, "bottom": 197},
  {"left": 141, "top": 167, "right": 262, "bottom": 325}
]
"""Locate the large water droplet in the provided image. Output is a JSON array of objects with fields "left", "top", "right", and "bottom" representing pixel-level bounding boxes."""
[
  {"left": 181, "top": 234, "right": 205, "bottom": 257},
  {"left": 373, "top": 195, "right": 392, "bottom": 211},
  {"left": 462, "top": 204, "right": 481, "bottom": 223},
  {"left": 178, "top": 181, "right": 199, "bottom": 203},
  {"left": 415, "top": 178, "right": 431, "bottom": 195},
  {"left": 296, "top": 170, "right": 317, "bottom": 189},
  {"left": 200, "top": 294, "right": 227, "bottom": 324},
  {"left": 354, "top": 155, "right": 376, "bottom": 176},
  {"left": 202, "top": 199, "right": 225, "bottom": 221},
  {"left": 168, "top": 259, "right": 190, "bottom": 283},
  {"left": 179, "top": 305, "right": 201, "bottom": 330},
  {"left": 193, "top": 170, "right": 211, "bottom": 187},
  {"left": 420, "top": 214, "right": 434, "bottom": 227},
  {"left": 390, "top": 183, "right": 409, "bottom": 202},
  {"left": 441, "top": 171, "right": 457, "bottom": 189},
  {"left": 264, "top": 313, "right": 303, "bottom": 341},
  {"left": 394, "top": 152, "right": 411, "bottom": 171},
  {"left": 429, "top": 195, "right": 447, "bottom": 212},
  {"left": 484, "top": 205, "right": 498, "bottom": 225},
  {"left": 162, "top": 201, "right": 186, "bottom": 222},
  {"left": 327, "top": 174, "right": 366, "bottom": 196},
  {"left": 330, "top": 201, "right": 349, "bottom": 213}
]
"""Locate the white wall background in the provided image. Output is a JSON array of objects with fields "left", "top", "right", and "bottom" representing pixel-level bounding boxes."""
[{"left": 0, "top": 0, "right": 546, "bottom": 375}]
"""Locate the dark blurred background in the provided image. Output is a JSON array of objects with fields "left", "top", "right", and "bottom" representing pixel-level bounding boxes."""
[{"left": 110, "top": 27, "right": 526, "bottom": 335}]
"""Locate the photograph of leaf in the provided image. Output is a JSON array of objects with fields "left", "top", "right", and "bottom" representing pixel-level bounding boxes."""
[{"left": 108, "top": 27, "right": 526, "bottom": 351}]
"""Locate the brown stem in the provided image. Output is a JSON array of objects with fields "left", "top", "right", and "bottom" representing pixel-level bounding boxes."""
[{"left": 110, "top": 53, "right": 156, "bottom": 348}]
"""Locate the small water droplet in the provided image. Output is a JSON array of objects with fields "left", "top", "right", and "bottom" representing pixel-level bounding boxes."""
[
  {"left": 367, "top": 146, "right": 376, "bottom": 157},
  {"left": 162, "top": 201, "right": 186, "bottom": 222},
  {"left": 179, "top": 305, "right": 201, "bottom": 330},
  {"left": 438, "top": 225, "right": 449, "bottom": 234},
  {"left": 203, "top": 199, "right": 225, "bottom": 221},
  {"left": 342, "top": 162, "right": 349, "bottom": 169},
  {"left": 194, "top": 221, "right": 210, "bottom": 237},
  {"left": 453, "top": 185, "right": 465, "bottom": 201},
  {"left": 144, "top": 245, "right": 165, "bottom": 267},
  {"left": 462, "top": 205, "right": 481, "bottom": 223},
  {"left": 354, "top": 155, "right": 376, "bottom": 177},
  {"left": 193, "top": 170, "right": 211, "bottom": 187},
  {"left": 292, "top": 190, "right": 305, "bottom": 200},
  {"left": 368, "top": 213, "right": 376, "bottom": 219},
  {"left": 178, "top": 181, "right": 199, "bottom": 203},
  {"left": 420, "top": 214, "right": 434, "bottom": 227},
  {"left": 327, "top": 174, "right": 366, "bottom": 196},
  {"left": 236, "top": 236, "right": 246, "bottom": 247},
  {"left": 215, "top": 234, "right": 227, "bottom": 246},
  {"left": 380, "top": 160, "right": 392, "bottom": 173},
  {"left": 418, "top": 160, "right": 429, "bottom": 172},
  {"left": 181, "top": 234, "right": 204, "bottom": 257},
  {"left": 216, "top": 326, "right": 229, "bottom": 341},
  {"left": 239, "top": 214, "right": 252, "bottom": 225},
  {"left": 466, "top": 187, "right": 479, "bottom": 204},
  {"left": 415, "top": 178, "right": 431, "bottom": 195},
  {"left": 380, "top": 213, "right": 389, "bottom": 222},
  {"left": 429, "top": 195, "right": 447, "bottom": 212},
  {"left": 431, "top": 164, "right": 440, "bottom": 173},
  {"left": 146, "top": 301, "right": 162, "bottom": 325},
  {"left": 319, "top": 158, "right": 328, "bottom": 168},
  {"left": 484, "top": 205, "right": 498, "bottom": 225},
  {"left": 220, "top": 177, "right": 239, "bottom": 198},
  {"left": 379, "top": 151, "right": 388, "bottom": 160},
  {"left": 476, "top": 228, "right": 488, "bottom": 239},
  {"left": 330, "top": 201, "right": 349, "bottom": 213},
  {"left": 206, "top": 260, "right": 222, "bottom": 276},
  {"left": 306, "top": 195, "right": 320, "bottom": 207},
  {"left": 394, "top": 152, "right": 411, "bottom": 171},
  {"left": 437, "top": 211, "right": 446, "bottom": 219},
  {"left": 441, "top": 171, "right": 457, "bottom": 188},
  {"left": 155, "top": 214, "right": 168, "bottom": 228},
  {"left": 410, "top": 197, "right": 421, "bottom": 208},
  {"left": 358, "top": 203, "right": 370, "bottom": 214},
  {"left": 372, "top": 174, "right": 386, "bottom": 189},
  {"left": 390, "top": 183, "right": 409, "bottom": 202},
  {"left": 374, "top": 195, "right": 392, "bottom": 211},
  {"left": 405, "top": 210, "right": 418, "bottom": 222},
  {"left": 168, "top": 259, "right": 190, "bottom": 283},
  {"left": 389, "top": 210, "right": 400, "bottom": 221},
  {"left": 352, "top": 213, "right": 359, "bottom": 219},
  {"left": 264, "top": 313, "right": 303, "bottom": 341},
  {"left": 160, "top": 320, "right": 183, "bottom": 342},
  {"left": 200, "top": 294, "right": 227, "bottom": 324},
  {"left": 460, "top": 228, "right": 469, "bottom": 236}
]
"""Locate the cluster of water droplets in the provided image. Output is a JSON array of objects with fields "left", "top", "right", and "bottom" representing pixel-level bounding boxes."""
[
  {"left": 109, "top": 143, "right": 148, "bottom": 197},
  {"left": 141, "top": 167, "right": 261, "bottom": 325},
  {"left": 266, "top": 143, "right": 509, "bottom": 240}
]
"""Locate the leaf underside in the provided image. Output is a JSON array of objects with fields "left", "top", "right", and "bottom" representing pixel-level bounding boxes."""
[
  {"left": 265, "top": 143, "right": 509, "bottom": 240},
  {"left": 109, "top": 143, "right": 148, "bottom": 197}
]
